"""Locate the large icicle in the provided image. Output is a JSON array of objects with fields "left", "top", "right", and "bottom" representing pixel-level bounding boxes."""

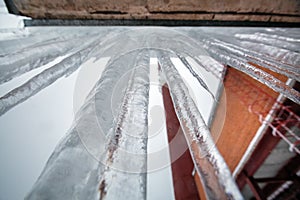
[
  {"left": 203, "top": 39, "right": 300, "bottom": 82},
  {"left": 0, "top": 40, "right": 73, "bottom": 84},
  {"left": 158, "top": 51, "right": 243, "bottom": 200},
  {"left": 25, "top": 49, "right": 145, "bottom": 200},
  {"left": 193, "top": 55, "right": 226, "bottom": 79},
  {"left": 201, "top": 43, "right": 300, "bottom": 105},
  {"left": 0, "top": 27, "right": 107, "bottom": 56},
  {"left": 0, "top": 35, "right": 100, "bottom": 84},
  {"left": 240, "top": 41, "right": 300, "bottom": 66},
  {"left": 0, "top": 37, "right": 99, "bottom": 116},
  {"left": 234, "top": 32, "right": 300, "bottom": 53},
  {"left": 244, "top": 32, "right": 300, "bottom": 44},
  {"left": 1, "top": 33, "right": 78, "bottom": 57},
  {"left": 99, "top": 50, "right": 150, "bottom": 200},
  {"left": 176, "top": 53, "right": 215, "bottom": 99}
]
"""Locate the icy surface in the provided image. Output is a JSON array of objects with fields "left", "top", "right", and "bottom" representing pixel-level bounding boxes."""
[
  {"left": 25, "top": 47, "right": 150, "bottom": 200},
  {"left": 240, "top": 41, "right": 300, "bottom": 67},
  {"left": 0, "top": 37, "right": 99, "bottom": 116},
  {"left": 201, "top": 41, "right": 300, "bottom": 104},
  {"left": 234, "top": 32, "right": 300, "bottom": 53},
  {"left": 0, "top": 29, "right": 109, "bottom": 84},
  {"left": 176, "top": 53, "right": 215, "bottom": 99},
  {"left": 98, "top": 51, "right": 150, "bottom": 200},
  {"left": 0, "top": 26, "right": 299, "bottom": 200},
  {"left": 203, "top": 39, "right": 300, "bottom": 81},
  {"left": 158, "top": 51, "right": 243, "bottom": 200},
  {"left": 0, "top": 37, "right": 80, "bottom": 83}
]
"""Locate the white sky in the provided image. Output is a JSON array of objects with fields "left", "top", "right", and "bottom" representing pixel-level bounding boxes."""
[
  {"left": 147, "top": 58, "right": 175, "bottom": 200},
  {"left": 0, "top": 60, "right": 80, "bottom": 200}
]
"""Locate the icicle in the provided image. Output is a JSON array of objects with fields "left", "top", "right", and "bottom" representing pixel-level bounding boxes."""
[
  {"left": 203, "top": 39, "right": 300, "bottom": 82},
  {"left": 0, "top": 27, "right": 106, "bottom": 56},
  {"left": 1, "top": 34, "right": 74, "bottom": 57},
  {"left": 0, "top": 34, "right": 101, "bottom": 85},
  {"left": 247, "top": 32, "right": 300, "bottom": 44},
  {"left": 0, "top": 39, "right": 98, "bottom": 116},
  {"left": 176, "top": 53, "right": 216, "bottom": 100},
  {"left": 25, "top": 49, "right": 147, "bottom": 200},
  {"left": 194, "top": 55, "right": 226, "bottom": 79},
  {"left": 240, "top": 41, "right": 300, "bottom": 66},
  {"left": 202, "top": 43, "right": 300, "bottom": 105},
  {"left": 99, "top": 50, "right": 150, "bottom": 200},
  {"left": 158, "top": 51, "right": 243, "bottom": 200},
  {"left": 234, "top": 33, "right": 300, "bottom": 53},
  {"left": 265, "top": 28, "right": 300, "bottom": 40}
]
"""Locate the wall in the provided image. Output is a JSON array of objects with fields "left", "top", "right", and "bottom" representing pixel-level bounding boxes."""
[
  {"left": 5, "top": 0, "right": 300, "bottom": 22},
  {"left": 194, "top": 66, "right": 288, "bottom": 199}
]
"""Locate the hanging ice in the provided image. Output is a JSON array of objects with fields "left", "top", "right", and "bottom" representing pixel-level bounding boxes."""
[
  {"left": 203, "top": 38, "right": 299, "bottom": 81},
  {"left": 98, "top": 50, "right": 150, "bottom": 200},
  {"left": 0, "top": 34, "right": 100, "bottom": 84},
  {"left": 176, "top": 53, "right": 215, "bottom": 100},
  {"left": 1, "top": 27, "right": 299, "bottom": 200},
  {"left": 201, "top": 41, "right": 300, "bottom": 104},
  {"left": 234, "top": 32, "right": 300, "bottom": 53},
  {"left": 158, "top": 50, "right": 243, "bottom": 200},
  {"left": 25, "top": 45, "right": 150, "bottom": 200},
  {"left": 0, "top": 37, "right": 99, "bottom": 116}
]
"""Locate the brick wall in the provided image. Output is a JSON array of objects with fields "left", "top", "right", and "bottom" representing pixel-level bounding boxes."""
[{"left": 6, "top": 0, "right": 300, "bottom": 22}]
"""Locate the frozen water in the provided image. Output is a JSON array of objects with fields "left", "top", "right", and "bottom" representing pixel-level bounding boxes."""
[
  {"left": 201, "top": 41, "right": 300, "bottom": 104},
  {"left": 98, "top": 50, "right": 150, "bottom": 200},
  {"left": 0, "top": 26, "right": 299, "bottom": 200},
  {"left": 158, "top": 50, "right": 243, "bottom": 200},
  {"left": 0, "top": 37, "right": 99, "bottom": 116}
]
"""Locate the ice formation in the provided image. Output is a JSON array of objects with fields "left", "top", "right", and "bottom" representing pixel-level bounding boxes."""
[
  {"left": 0, "top": 27, "right": 299, "bottom": 200},
  {"left": 158, "top": 51, "right": 243, "bottom": 200}
]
